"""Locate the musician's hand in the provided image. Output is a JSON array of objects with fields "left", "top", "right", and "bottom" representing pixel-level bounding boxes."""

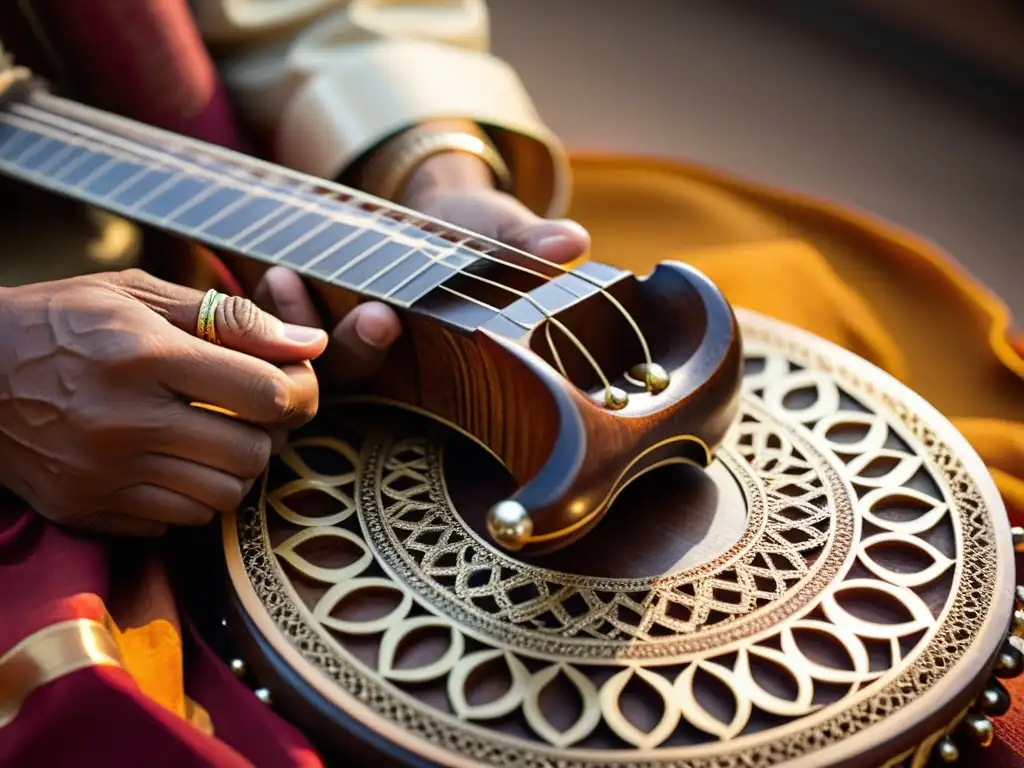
[
  {"left": 0, "top": 269, "right": 328, "bottom": 537},
  {"left": 254, "top": 150, "right": 590, "bottom": 383}
]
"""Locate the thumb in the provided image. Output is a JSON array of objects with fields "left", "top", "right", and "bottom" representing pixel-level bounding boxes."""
[
  {"left": 117, "top": 270, "right": 328, "bottom": 363},
  {"left": 508, "top": 218, "right": 591, "bottom": 264}
]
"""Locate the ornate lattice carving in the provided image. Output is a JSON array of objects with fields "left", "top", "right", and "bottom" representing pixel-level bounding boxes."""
[{"left": 227, "top": 310, "right": 1010, "bottom": 767}]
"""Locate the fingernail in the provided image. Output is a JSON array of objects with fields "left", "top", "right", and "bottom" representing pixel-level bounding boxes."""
[
  {"left": 535, "top": 235, "right": 572, "bottom": 252},
  {"left": 554, "top": 219, "right": 590, "bottom": 238},
  {"left": 281, "top": 323, "right": 327, "bottom": 344}
]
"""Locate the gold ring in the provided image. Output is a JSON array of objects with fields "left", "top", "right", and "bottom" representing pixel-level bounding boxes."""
[{"left": 196, "top": 289, "right": 226, "bottom": 346}]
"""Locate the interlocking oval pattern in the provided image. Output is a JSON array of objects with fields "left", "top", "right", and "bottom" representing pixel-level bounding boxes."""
[
  {"left": 232, "top": 312, "right": 1002, "bottom": 767},
  {"left": 357, "top": 396, "right": 854, "bottom": 660}
]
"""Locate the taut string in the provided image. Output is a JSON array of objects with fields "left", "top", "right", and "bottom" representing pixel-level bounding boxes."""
[
  {"left": 0, "top": 104, "right": 632, "bottom": 407},
  {"left": 28, "top": 92, "right": 666, "bottom": 395}
]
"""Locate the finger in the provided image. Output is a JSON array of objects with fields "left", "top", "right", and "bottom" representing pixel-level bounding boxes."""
[
  {"left": 80, "top": 512, "right": 168, "bottom": 538},
  {"left": 211, "top": 294, "right": 328, "bottom": 362},
  {"left": 106, "top": 483, "right": 218, "bottom": 527},
  {"left": 135, "top": 454, "right": 255, "bottom": 513},
  {"left": 504, "top": 218, "right": 591, "bottom": 264},
  {"left": 159, "top": 339, "right": 320, "bottom": 427},
  {"left": 116, "top": 268, "right": 328, "bottom": 364},
  {"left": 413, "top": 193, "right": 589, "bottom": 270},
  {"left": 269, "top": 428, "right": 289, "bottom": 456},
  {"left": 155, "top": 404, "right": 274, "bottom": 478},
  {"left": 254, "top": 266, "right": 322, "bottom": 328},
  {"left": 324, "top": 302, "right": 402, "bottom": 384}
]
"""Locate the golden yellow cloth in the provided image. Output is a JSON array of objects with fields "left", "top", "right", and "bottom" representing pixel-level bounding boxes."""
[{"left": 566, "top": 153, "right": 1024, "bottom": 521}]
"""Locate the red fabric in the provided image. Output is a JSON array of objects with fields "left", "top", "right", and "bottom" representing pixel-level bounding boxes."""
[
  {"left": 36, "top": 0, "right": 248, "bottom": 297},
  {"left": 0, "top": 504, "right": 325, "bottom": 767},
  {"left": 0, "top": 3, "right": 321, "bottom": 765}
]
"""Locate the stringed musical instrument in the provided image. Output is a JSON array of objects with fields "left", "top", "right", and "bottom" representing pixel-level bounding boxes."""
[
  {"left": 0, "top": 59, "right": 1021, "bottom": 768},
  {"left": 0, "top": 64, "right": 741, "bottom": 555}
]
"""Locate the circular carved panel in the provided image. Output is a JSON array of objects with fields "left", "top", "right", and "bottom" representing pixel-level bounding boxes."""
[{"left": 224, "top": 309, "right": 1014, "bottom": 767}]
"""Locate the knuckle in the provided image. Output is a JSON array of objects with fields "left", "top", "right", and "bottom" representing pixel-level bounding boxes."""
[
  {"left": 216, "top": 477, "right": 249, "bottom": 512},
  {"left": 237, "top": 431, "right": 272, "bottom": 477},
  {"left": 188, "top": 504, "right": 217, "bottom": 526},
  {"left": 249, "top": 372, "right": 292, "bottom": 421},
  {"left": 293, "top": 390, "right": 319, "bottom": 426},
  {"left": 118, "top": 268, "right": 152, "bottom": 286},
  {"left": 70, "top": 401, "right": 117, "bottom": 436},
  {"left": 220, "top": 296, "right": 268, "bottom": 340}
]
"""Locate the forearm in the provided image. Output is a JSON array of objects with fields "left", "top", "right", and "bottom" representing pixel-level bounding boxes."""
[{"left": 191, "top": 0, "right": 570, "bottom": 216}]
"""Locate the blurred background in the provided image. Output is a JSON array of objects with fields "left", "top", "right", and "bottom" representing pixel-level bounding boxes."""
[
  {"left": 4, "top": 0, "right": 1023, "bottom": 315},
  {"left": 487, "top": 0, "right": 1024, "bottom": 315}
]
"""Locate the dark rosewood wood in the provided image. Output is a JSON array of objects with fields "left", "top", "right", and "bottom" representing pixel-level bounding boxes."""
[{"left": 0, "top": 71, "right": 742, "bottom": 552}]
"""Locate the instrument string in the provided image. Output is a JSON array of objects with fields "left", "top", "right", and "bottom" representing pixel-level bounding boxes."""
[
  {"left": 29, "top": 92, "right": 664, "bottom": 394},
  {"left": 0, "top": 104, "right": 627, "bottom": 404}
]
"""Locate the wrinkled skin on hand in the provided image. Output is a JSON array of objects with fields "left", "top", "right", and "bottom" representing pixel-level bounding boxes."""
[
  {"left": 254, "top": 150, "right": 591, "bottom": 383},
  {"left": 0, "top": 269, "right": 328, "bottom": 536}
]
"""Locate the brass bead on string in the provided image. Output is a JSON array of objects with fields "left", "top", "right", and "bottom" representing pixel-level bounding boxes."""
[
  {"left": 229, "top": 658, "right": 247, "bottom": 679},
  {"left": 486, "top": 500, "right": 533, "bottom": 551},
  {"left": 605, "top": 386, "right": 629, "bottom": 410},
  {"left": 629, "top": 362, "right": 671, "bottom": 394}
]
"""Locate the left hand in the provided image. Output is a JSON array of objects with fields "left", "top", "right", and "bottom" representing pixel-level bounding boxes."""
[{"left": 254, "top": 143, "right": 590, "bottom": 385}]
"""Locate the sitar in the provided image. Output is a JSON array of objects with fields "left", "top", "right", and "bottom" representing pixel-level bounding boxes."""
[
  {"left": 0, "top": 61, "right": 1021, "bottom": 768},
  {"left": 0, "top": 63, "right": 741, "bottom": 556}
]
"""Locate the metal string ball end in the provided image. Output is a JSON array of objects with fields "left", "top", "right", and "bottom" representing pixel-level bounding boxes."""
[
  {"left": 627, "top": 362, "right": 671, "bottom": 394},
  {"left": 486, "top": 500, "right": 533, "bottom": 551},
  {"left": 604, "top": 386, "right": 629, "bottom": 410},
  {"left": 629, "top": 362, "right": 671, "bottom": 394}
]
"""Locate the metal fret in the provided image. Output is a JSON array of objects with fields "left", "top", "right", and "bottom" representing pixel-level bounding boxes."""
[
  {"left": 244, "top": 209, "right": 323, "bottom": 256},
  {"left": 0, "top": 113, "right": 499, "bottom": 325},
  {"left": 0, "top": 124, "right": 34, "bottom": 157}
]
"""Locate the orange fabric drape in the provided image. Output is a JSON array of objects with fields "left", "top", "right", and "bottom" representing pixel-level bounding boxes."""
[
  {"left": 567, "top": 154, "right": 1024, "bottom": 518},
  {"left": 567, "top": 152, "right": 1024, "bottom": 763}
]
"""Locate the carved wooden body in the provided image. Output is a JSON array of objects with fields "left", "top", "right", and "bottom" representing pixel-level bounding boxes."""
[
  {"left": 338, "top": 259, "right": 742, "bottom": 552},
  {"left": 0, "top": 71, "right": 742, "bottom": 552}
]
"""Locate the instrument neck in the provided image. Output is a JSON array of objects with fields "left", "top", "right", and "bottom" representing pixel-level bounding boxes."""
[{"left": 0, "top": 88, "right": 555, "bottom": 331}]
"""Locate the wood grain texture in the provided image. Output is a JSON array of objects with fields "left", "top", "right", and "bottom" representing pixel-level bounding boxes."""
[
  {"left": 331, "top": 260, "right": 743, "bottom": 553},
  {"left": 0, "top": 76, "right": 743, "bottom": 553}
]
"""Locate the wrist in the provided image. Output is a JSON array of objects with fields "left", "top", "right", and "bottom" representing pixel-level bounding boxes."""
[
  {"left": 356, "top": 119, "right": 511, "bottom": 206},
  {"left": 398, "top": 150, "right": 494, "bottom": 208}
]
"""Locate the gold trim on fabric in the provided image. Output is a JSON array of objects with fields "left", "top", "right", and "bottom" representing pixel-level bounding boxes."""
[
  {"left": 184, "top": 696, "right": 214, "bottom": 737},
  {"left": 0, "top": 617, "right": 124, "bottom": 728}
]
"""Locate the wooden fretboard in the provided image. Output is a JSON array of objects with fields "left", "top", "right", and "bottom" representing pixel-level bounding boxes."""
[{"left": 0, "top": 88, "right": 626, "bottom": 338}]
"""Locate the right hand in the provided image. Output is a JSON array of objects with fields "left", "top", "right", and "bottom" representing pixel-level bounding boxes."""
[{"left": 0, "top": 268, "right": 328, "bottom": 537}]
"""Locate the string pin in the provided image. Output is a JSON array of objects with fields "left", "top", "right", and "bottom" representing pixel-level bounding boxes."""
[
  {"left": 605, "top": 386, "right": 629, "bottom": 410},
  {"left": 628, "top": 362, "right": 670, "bottom": 394}
]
